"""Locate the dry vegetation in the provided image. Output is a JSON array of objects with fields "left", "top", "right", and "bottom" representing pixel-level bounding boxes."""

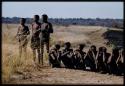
[{"left": 2, "top": 24, "right": 123, "bottom": 84}]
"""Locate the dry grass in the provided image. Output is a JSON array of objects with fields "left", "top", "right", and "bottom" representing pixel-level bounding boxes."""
[
  {"left": 2, "top": 24, "right": 123, "bottom": 83},
  {"left": 2, "top": 24, "right": 35, "bottom": 83}
]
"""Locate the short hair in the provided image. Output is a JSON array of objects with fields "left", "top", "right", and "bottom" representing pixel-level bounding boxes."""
[
  {"left": 55, "top": 44, "right": 60, "bottom": 49},
  {"left": 102, "top": 47, "right": 107, "bottom": 52},
  {"left": 91, "top": 45, "right": 96, "bottom": 50},
  {"left": 34, "top": 15, "right": 40, "bottom": 20},
  {"left": 42, "top": 14, "right": 48, "bottom": 19},
  {"left": 65, "top": 42, "right": 71, "bottom": 47},
  {"left": 79, "top": 44, "right": 85, "bottom": 48},
  {"left": 99, "top": 47, "right": 103, "bottom": 51},
  {"left": 20, "top": 18, "right": 26, "bottom": 23},
  {"left": 112, "top": 47, "right": 119, "bottom": 54}
]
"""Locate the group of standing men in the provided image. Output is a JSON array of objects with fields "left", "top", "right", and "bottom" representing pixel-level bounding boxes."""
[
  {"left": 16, "top": 14, "right": 53, "bottom": 65},
  {"left": 49, "top": 42, "right": 124, "bottom": 76}
]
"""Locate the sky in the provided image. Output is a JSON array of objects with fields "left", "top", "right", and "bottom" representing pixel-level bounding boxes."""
[{"left": 2, "top": 2, "right": 123, "bottom": 19}]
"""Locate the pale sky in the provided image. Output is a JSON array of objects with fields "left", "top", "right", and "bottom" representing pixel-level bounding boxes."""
[{"left": 2, "top": 2, "right": 123, "bottom": 19}]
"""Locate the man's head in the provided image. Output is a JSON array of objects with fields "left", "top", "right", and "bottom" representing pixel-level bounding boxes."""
[
  {"left": 102, "top": 47, "right": 107, "bottom": 53},
  {"left": 55, "top": 44, "right": 60, "bottom": 50},
  {"left": 20, "top": 18, "right": 26, "bottom": 25},
  {"left": 98, "top": 47, "right": 103, "bottom": 53},
  {"left": 42, "top": 14, "right": 48, "bottom": 22},
  {"left": 112, "top": 47, "right": 119, "bottom": 55},
  {"left": 33, "top": 15, "right": 39, "bottom": 22},
  {"left": 64, "top": 42, "right": 71, "bottom": 49},
  {"left": 90, "top": 45, "right": 96, "bottom": 51},
  {"left": 78, "top": 44, "right": 85, "bottom": 50}
]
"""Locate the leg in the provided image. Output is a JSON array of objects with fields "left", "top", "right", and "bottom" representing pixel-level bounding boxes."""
[
  {"left": 40, "top": 42, "right": 44, "bottom": 65},
  {"left": 23, "top": 46, "right": 27, "bottom": 58},
  {"left": 45, "top": 41, "right": 49, "bottom": 53},
  {"left": 37, "top": 48, "right": 41, "bottom": 64},
  {"left": 33, "top": 49, "right": 36, "bottom": 62},
  {"left": 45, "top": 41, "right": 50, "bottom": 65},
  {"left": 19, "top": 42, "right": 22, "bottom": 58}
]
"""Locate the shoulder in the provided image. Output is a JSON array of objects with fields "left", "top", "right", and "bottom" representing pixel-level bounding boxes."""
[
  {"left": 38, "top": 22, "right": 41, "bottom": 25},
  {"left": 18, "top": 24, "right": 22, "bottom": 28},
  {"left": 69, "top": 49, "right": 73, "bottom": 52},
  {"left": 74, "top": 49, "right": 79, "bottom": 52},
  {"left": 50, "top": 49, "right": 55, "bottom": 53},
  {"left": 47, "top": 22, "right": 52, "bottom": 25},
  {"left": 25, "top": 25, "right": 29, "bottom": 28},
  {"left": 61, "top": 48, "right": 65, "bottom": 52},
  {"left": 107, "top": 53, "right": 111, "bottom": 56},
  {"left": 47, "top": 22, "right": 52, "bottom": 26}
]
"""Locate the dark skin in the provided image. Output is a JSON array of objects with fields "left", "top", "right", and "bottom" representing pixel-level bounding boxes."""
[
  {"left": 17, "top": 18, "right": 30, "bottom": 58},
  {"left": 116, "top": 49, "right": 124, "bottom": 75},
  {"left": 31, "top": 15, "right": 41, "bottom": 64},
  {"left": 74, "top": 44, "right": 86, "bottom": 69},
  {"left": 32, "top": 15, "right": 41, "bottom": 36},
  {"left": 49, "top": 45, "right": 61, "bottom": 68},
  {"left": 107, "top": 48, "right": 120, "bottom": 74},
  {"left": 96, "top": 47, "right": 110, "bottom": 73},
  {"left": 42, "top": 15, "right": 48, "bottom": 23},
  {"left": 84, "top": 45, "right": 97, "bottom": 71},
  {"left": 17, "top": 19, "right": 29, "bottom": 36},
  {"left": 61, "top": 42, "right": 74, "bottom": 68}
]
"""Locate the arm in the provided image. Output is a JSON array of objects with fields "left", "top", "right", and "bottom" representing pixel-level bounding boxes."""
[
  {"left": 61, "top": 51, "right": 70, "bottom": 57},
  {"left": 48, "top": 23, "right": 53, "bottom": 33},
  {"left": 107, "top": 55, "right": 112, "bottom": 64},
  {"left": 84, "top": 53, "right": 88, "bottom": 60},
  {"left": 50, "top": 53, "right": 56, "bottom": 60},
  {"left": 49, "top": 50, "right": 56, "bottom": 60},
  {"left": 103, "top": 52, "right": 106, "bottom": 62},
  {"left": 26, "top": 26, "right": 30, "bottom": 35},
  {"left": 16, "top": 26, "right": 20, "bottom": 37},
  {"left": 30, "top": 24, "right": 33, "bottom": 35}
]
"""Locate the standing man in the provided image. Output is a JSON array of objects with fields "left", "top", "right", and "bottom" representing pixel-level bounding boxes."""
[
  {"left": 40, "top": 14, "right": 53, "bottom": 65},
  {"left": 31, "top": 15, "right": 41, "bottom": 64},
  {"left": 16, "top": 18, "right": 30, "bottom": 58}
]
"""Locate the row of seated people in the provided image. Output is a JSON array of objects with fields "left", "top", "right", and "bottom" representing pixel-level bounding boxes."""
[{"left": 49, "top": 42, "right": 124, "bottom": 76}]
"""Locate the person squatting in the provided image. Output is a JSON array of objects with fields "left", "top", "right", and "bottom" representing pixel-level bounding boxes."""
[{"left": 49, "top": 42, "right": 124, "bottom": 76}]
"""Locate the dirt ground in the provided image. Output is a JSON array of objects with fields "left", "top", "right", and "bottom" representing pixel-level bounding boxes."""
[
  {"left": 2, "top": 24, "right": 124, "bottom": 85},
  {"left": 8, "top": 64, "right": 123, "bottom": 85}
]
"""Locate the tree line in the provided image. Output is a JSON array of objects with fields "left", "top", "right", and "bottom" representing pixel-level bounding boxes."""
[{"left": 2, "top": 17, "right": 123, "bottom": 29}]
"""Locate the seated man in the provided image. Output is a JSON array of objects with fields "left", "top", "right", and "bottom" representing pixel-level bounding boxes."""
[
  {"left": 74, "top": 44, "right": 86, "bottom": 70},
  {"left": 96, "top": 47, "right": 111, "bottom": 73},
  {"left": 49, "top": 44, "right": 61, "bottom": 68},
  {"left": 84, "top": 45, "right": 97, "bottom": 71},
  {"left": 107, "top": 48, "right": 119, "bottom": 74},
  {"left": 116, "top": 48, "right": 124, "bottom": 75},
  {"left": 60, "top": 42, "right": 74, "bottom": 69}
]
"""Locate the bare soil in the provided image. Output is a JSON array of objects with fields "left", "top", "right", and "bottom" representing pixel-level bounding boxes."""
[{"left": 8, "top": 64, "right": 123, "bottom": 85}]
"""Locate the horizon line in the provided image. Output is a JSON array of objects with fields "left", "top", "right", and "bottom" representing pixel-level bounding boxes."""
[{"left": 2, "top": 16, "right": 123, "bottom": 19}]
